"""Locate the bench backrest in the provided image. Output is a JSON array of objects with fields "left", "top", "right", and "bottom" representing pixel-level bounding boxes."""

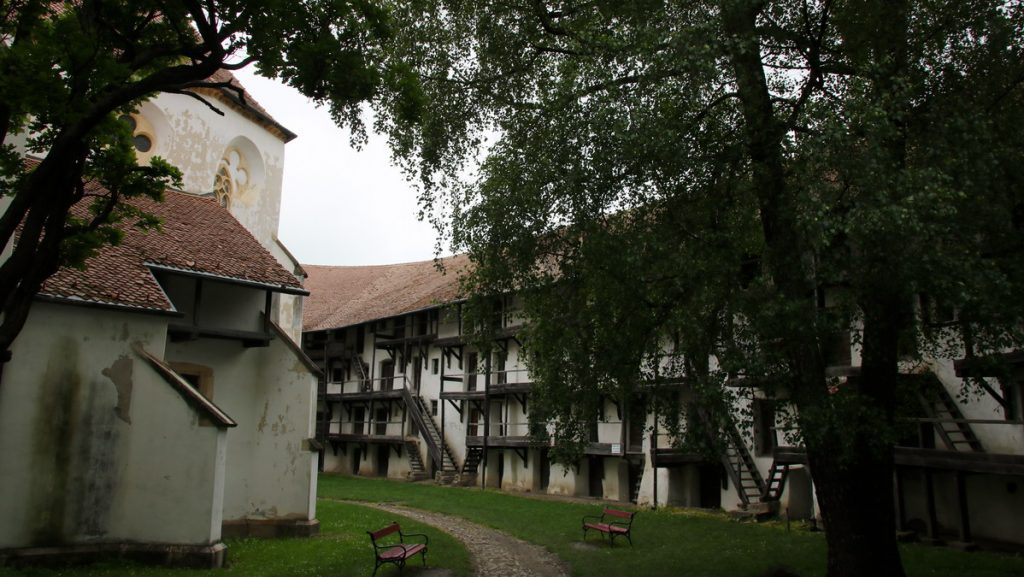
[
  {"left": 369, "top": 523, "right": 401, "bottom": 542},
  {"left": 603, "top": 508, "right": 634, "bottom": 521}
]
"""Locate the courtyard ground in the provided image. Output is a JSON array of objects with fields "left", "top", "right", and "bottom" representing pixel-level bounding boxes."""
[{"left": 1, "top": 473, "right": 1021, "bottom": 577}]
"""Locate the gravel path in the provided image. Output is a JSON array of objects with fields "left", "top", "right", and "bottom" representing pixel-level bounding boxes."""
[{"left": 362, "top": 502, "right": 570, "bottom": 577}]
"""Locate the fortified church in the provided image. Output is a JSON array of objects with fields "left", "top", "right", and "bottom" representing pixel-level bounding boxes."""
[{"left": 0, "top": 72, "right": 320, "bottom": 567}]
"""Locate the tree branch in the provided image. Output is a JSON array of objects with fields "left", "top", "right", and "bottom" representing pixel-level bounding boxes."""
[{"left": 161, "top": 87, "right": 226, "bottom": 116}]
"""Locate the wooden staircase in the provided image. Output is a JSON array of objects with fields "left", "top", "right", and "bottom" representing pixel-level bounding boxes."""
[
  {"left": 462, "top": 446, "right": 484, "bottom": 475},
  {"left": 761, "top": 460, "right": 790, "bottom": 502},
  {"left": 721, "top": 423, "right": 768, "bottom": 507},
  {"left": 917, "top": 376, "right": 985, "bottom": 452},
  {"left": 629, "top": 458, "right": 645, "bottom": 504},
  {"left": 405, "top": 440, "right": 431, "bottom": 481},
  {"left": 352, "top": 356, "right": 371, "bottom": 391},
  {"left": 402, "top": 388, "right": 460, "bottom": 476}
]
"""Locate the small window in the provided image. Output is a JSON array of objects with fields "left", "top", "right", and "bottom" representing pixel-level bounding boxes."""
[
  {"left": 119, "top": 114, "right": 156, "bottom": 156},
  {"left": 331, "top": 367, "right": 344, "bottom": 383},
  {"left": 213, "top": 147, "right": 250, "bottom": 210},
  {"left": 431, "top": 400, "right": 438, "bottom": 416},
  {"left": 170, "top": 363, "right": 214, "bottom": 427},
  {"left": 432, "top": 358, "right": 439, "bottom": 375},
  {"left": 133, "top": 133, "right": 152, "bottom": 152}
]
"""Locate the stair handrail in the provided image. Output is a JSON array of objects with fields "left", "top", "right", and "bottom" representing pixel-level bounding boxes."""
[
  {"left": 401, "top": 388, "right": 461, "bottom": 470},
  {"left": 916, "top": 374, "right": 985, "bottom": 452},
  {"left": 717, "top": 417, "right": 767, "bottom": 505},
  {"left": 401, "top": 388, "right": 443, "bottom": 466}
]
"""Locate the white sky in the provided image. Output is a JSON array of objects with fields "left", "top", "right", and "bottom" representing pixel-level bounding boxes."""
[{"left": 234, "top": 68, "right": 446, "bottom": 267}]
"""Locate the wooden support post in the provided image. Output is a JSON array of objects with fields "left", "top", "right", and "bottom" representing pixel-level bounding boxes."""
[
  {"left": 924, "top": 469, "right": 940, "bottom": 542},
  {"left": 192, "top": 279, "right": 203, "bottom": 327},
  {"left": 263, "top": 290, "right": 273, "bottom": 334},
  {"left": 482, "top": 353, "right": 491, "bottom": 489},
  {"left": 652, "top": 402, "right": 658, "bottom": 510},
  {"left": 954, "top": 471, "right": 972, "bottom": 544},
  {"left": 370, "top": 326, "right": 377, "bottom": 392},
  {"left": 894, "top": 468, "right": 906, "bottom": 532},
  {"left": 440, "top": 353, "right": 447, "bottom": 472}
]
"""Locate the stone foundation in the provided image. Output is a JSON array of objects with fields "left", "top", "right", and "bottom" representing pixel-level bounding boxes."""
[
  {"left": 0, "top": 542, "right": 227, "bottom": 569},
  {"left": 221, "top": 518, "right": 320, "bottom": 539}
]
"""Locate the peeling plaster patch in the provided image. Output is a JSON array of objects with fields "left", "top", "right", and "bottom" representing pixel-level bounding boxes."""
[
  {"left": 271, "top": 414, "right": 288, "bottom": 436},
  {"left": 257, "top": 400, "right": 269, "bottom": 433},
  {"left": 102, "top": 355, "right": 134, "bottom": 425}
]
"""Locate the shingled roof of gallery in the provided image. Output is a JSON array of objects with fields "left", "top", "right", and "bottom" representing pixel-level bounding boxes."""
[{"left": 302, "top": 255, "right": 471, "bottom": 332}]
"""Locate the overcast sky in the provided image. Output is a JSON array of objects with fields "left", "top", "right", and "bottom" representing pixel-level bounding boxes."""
[{"left": 234, "top": 68, "right": 446, "bottom": 267}]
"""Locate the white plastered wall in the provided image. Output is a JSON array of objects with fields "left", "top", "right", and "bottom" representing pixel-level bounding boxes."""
[
  {"left": 146, "top": 93, "right": 286, "bottom": 250},
  {"left": 0, "top": 303, "right": 226, "bottom": 548},
  {"left": 164, "top": 329, "right": 318, "bottom": 525}
]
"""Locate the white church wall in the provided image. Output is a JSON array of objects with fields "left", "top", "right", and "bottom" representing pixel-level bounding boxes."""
[{"left": 0, "top": 303, "right": 226, "bottom": 548}]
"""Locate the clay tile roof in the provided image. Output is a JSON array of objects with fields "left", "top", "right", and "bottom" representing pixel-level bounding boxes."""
[
  {"left": 39, "top": 189, "right": 305, "bottom": 313},
  {"left": 302, "top": 255, "right": 472, "bottom": 332}
]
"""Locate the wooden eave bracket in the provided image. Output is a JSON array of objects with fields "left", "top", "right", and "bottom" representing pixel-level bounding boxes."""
[
  {"left": 514, "top": 393, "right": 528, "bottom": 413},
  {"left": 445, "top": 398, "right": 463, "bottom": 416},
  {"left": 513, "top": 447, "right": 528, "bottom": 467},
  {"left": 443, "top": 345, "right": 464, "bottom": 365}
]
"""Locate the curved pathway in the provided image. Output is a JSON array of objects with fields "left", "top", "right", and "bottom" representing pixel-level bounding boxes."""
[{"left": 361, "top": 502, "right": 570, "bottom": 577}]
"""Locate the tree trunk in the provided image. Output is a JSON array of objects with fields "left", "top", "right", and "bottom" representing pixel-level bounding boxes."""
[
  {"left": 806, "top": 293, "right": 907, "bottom": 577},
  {"left": 808, "top": 442, "right": 905, "bottom": 577},
  {"left": 721, "top": 2, "right": 908, "bottom": 575}
]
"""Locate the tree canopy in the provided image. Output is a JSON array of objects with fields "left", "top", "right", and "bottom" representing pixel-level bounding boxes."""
[
  {"left": 0, "top": 0, "right": 397, "bottom": 362},
  {"left": 369, "top": 2, "right": 1024, "bottom": 576}
]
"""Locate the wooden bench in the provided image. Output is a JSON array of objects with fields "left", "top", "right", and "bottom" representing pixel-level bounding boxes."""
[
  {"left": 582, "top": 508, "right": 636, "bottom": 546},
  {"left": 367, "top": 522, "right": 428, "bottom": 576}
]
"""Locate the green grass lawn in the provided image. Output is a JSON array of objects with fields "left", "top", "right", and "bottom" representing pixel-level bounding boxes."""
[
  {"left": 2, "top": 474, "right": 1022, "bottom": 577},
  {"left": 319, "top": 474, "right": 1024, "bottom": 577},
  {"left": 0, "top": 499, "right": 470, "bottom": 577}
]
